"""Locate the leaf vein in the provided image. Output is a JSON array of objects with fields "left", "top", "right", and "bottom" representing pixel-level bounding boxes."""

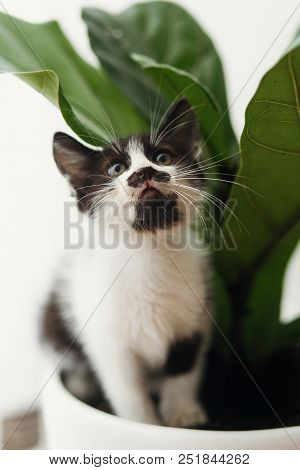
[
  {"left": 254, "top": 99, "right": 297, "bottom": 109},
  {"left": 288, "top": 51, "right": 300, "bottom": 116},
  {"left": 246, "top": 126, "right": 300, "bottom": 156}
]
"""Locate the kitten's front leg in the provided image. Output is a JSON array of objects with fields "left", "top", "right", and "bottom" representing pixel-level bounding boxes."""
[
  {"left": 95, "top": 348, "right": 160, "bottom": 425},
  {"left": 160, "top": 334, "right": 208, "bottom": 428}
]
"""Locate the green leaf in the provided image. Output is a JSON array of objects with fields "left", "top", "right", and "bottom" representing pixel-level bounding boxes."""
[
  {"left": 82, "top": 1, "right": 238, "bottom": 158},
  {"left": 242, "top": 220, "right": 300, "bottom": 359},
  {"left": 216, "top": 41, "right": 300, "bottom": 360},
  {"left": 275, "top": 316, "right": 300, "bottom": 350},
  {"left": 0, "top": 12, "right": 145, "bottom": 145}
]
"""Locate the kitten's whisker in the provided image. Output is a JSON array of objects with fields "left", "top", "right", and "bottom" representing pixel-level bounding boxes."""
[
  {"left": 76, "top": 185, "right": 113, "bottom": 204},
  {"left": 171, "top": 182, "right": 202, "bottom": 192},
  {"left": 197, "top": 151, "right": 224, "bottom": 167},
  {"left": 68, "top": 98, "right": 121, "bottom": 151},
  {"left": 149, "top": 70, "right": 164, "bottom": 145},
  {"left": 174, "top": 149, "right": 240, "bottom": 176},
  {"left": 200, "top": 190, "right": 248, "bottom": 233},
  {"left": 172, "top": 171, "right": 203, "bottom": 180},
  {"left": 176, "top": 160, "right": 203, "bottom": 171},
  {"left": 170, "top": 184, "right": 207, "bottom": 230},
  {"left": 179, "top": 191, "right": 207, "bottom": 230},
  {"left": 173, "top": 169, "right": 203, "bottom": 177},
  {"left": 173, "top": 176, "right": 261, "bottom": 197},
  {"left": 195, "top": 149, "right": 240, "bottom": 170},
  {"left": 201, "top": 151, "right": 241, "bottom": 171},
  {"left": 175, "top": 149, "right": 195, "bottom": 167},
  {"left": 155, "top": 100, "right": 213, "bottom": 145},
  {"left": 170, "top": 181, "right": 245, "bottom": 231},
  {"left": 152, "top": 84, "right": 196, "bottom": 144},
  {"left": 85, "top": 174, "right": 113, "bottom": 180},
  {"left": 175, "top": 184, "right": 223, "bottom": 234},
  {"left": 156, "top": 118, "right": 199, "bottom": 145},
  {"left": 74, "top": 183, "right": 107, "bottom": 191},
  {"left": 88, "top": 188, "right": 116, "bottom": 215},
  {"left": 173, "top": 188, "right": 200, "bottom": 222},
  {"left": 202, "top": 178, "right": 261, "bottom": 196},
  {"left": 199, "top": 172, "right": 250, "bottom": 179}
]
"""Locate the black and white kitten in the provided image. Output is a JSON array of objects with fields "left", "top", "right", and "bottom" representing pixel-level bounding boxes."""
[{"left": 43, "top": 99, "right": 212, "bottom": 427}]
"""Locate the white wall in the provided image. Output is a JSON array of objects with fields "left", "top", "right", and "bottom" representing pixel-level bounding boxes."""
[{"left": 0, "top": 0, "right": 299, "bottom": 416}]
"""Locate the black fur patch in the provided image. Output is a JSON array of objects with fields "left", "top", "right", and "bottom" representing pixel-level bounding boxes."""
[
  {"left": 165, "top": 333, "right": 203, "bottom": 376},
  {"left": 127, "top": 167, "right": 170, "bottom": 188},
  {"left": 42, "top": 293, "right": 84, "bottom": 358},
  {"left": 133, "top": 196, "right": 180, "bottom": 231}
]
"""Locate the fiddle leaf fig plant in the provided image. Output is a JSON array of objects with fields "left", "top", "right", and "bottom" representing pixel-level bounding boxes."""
[
  {"left": 0, "top": 1, "right": 299, "bottom": 364},
  {"left": 216, "top": 40, "right": 300, "bottom": 361}
]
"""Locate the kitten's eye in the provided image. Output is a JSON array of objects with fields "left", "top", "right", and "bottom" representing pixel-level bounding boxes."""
[
  {"left": 155, "top": 152, "right": 172, "bottom": 166},
  {"left": 108, "top": 162, "right": 126, "bottom": 177}
]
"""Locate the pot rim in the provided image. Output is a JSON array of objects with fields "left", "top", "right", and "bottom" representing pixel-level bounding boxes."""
[{"left": 52, "top": 370, "right": 300, "bottom": 437}]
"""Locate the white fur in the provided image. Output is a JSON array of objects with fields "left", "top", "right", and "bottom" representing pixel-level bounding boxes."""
[{"left": 55, "top": 138, "right": 211, "bottom": 426}]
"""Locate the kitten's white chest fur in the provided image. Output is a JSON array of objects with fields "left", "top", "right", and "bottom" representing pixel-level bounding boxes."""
[{"left": 62, "top": 228, "right": 209, "bottom": 371}]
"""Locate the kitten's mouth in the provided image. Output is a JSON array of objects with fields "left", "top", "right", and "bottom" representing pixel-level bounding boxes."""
[
  {"left": 132, "top": 183, "right": 180, "bottom": 231},
  {"left": 139, "top": 187, "right": 163, "bottom": 200}
]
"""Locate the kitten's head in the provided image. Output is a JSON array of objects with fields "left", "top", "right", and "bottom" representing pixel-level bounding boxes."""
[{"left": 53, "top": 99, "right": 203, "bottom": 232}]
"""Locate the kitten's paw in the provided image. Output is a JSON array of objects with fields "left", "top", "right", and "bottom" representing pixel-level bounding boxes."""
[{"left": 161, "top": 401, "right": 208, "bottom": 428}]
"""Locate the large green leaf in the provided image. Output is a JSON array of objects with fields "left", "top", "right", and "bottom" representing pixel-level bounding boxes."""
[
  {"left": 216, "top": 41, "right": 300, "bottom": 360},
  {"left": 243, "top": 220, "right": 300, "bottom": 359},
  {"left": 0, "top": 12, "right": 144, "bottom": 145},
  {"left": 82, "top": 1, "right": 238, "bottom": 159}
]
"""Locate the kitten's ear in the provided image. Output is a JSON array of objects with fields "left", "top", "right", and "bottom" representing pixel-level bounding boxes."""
[
  {"left": 158, "top": 99, "right": 199, "bottom": 148},
  {"left": 53, "top": 132, "right": 99, "bottom": 184}
]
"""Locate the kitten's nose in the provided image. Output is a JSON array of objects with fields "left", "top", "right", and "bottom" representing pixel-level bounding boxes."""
[{"left": 127, "top": 166, "right": 170, "bottom": 187}]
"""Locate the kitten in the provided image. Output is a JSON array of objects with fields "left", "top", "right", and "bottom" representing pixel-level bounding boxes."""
[{"left": 42, "top": 99, "right": 212, "bottom": 427}]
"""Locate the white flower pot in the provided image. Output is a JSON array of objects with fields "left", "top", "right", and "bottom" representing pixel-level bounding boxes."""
[{"left": 41, "top": 370, "right": 300, "bottom": 450}]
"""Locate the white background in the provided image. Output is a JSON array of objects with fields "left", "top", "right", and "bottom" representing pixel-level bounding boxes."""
[{"left": 0, "top": 0, "right": 299, "bottom": 418}]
